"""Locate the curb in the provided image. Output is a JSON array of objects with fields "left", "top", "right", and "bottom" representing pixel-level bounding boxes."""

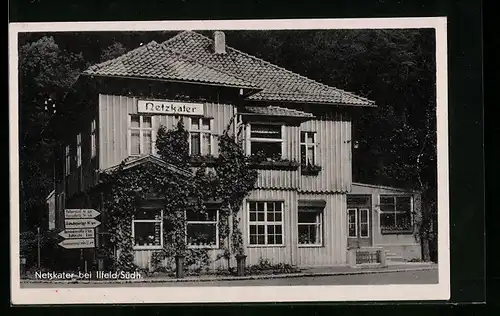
[{"left": 20, "top": 265, "right": 438, "bottom": 285}]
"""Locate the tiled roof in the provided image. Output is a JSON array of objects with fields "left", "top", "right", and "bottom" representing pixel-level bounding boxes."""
[
  {"left": 84, "top": 31, "right": 376, "bottom": 107},
  {"left": 83, "top": 41, "right": 258, "bottom": 89},
  {"left": 243, "top": 105, "right": 314, "bottom": 118},
  {"left": 161, "top": 31, "right": 375, "bottom": 107},
  {"left": 101, "top": 154, "right": 192, "bottom": 177}
]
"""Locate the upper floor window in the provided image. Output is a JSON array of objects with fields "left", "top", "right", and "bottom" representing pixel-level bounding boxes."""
[
  {"left": 300, "top": 131, "right": 317, "bottom": 165},
  {"left": 76, "top": 133, "right": 82, "bottom": 167},
  {"left": 379, "top": 195, "right": 413, "bottom": 234},
  {"left": 248, "top": 201, "right": 284, "bottom": 246},
  {"left": 90, "top": 119, "right": 96, "bottom": 158},
  {"left": 129, "top": 115, "right": 154, "bottom": 156},
  {"left": 64, "top": 145, "right": 71, "bottom": 176},
  {"left": 185, "top": 209, "right": 219, "bottom": 249},
  {"left": 189, "top": 117, "right": 213, "bottom": 156},
  {"left": 249, "top": 123, "right": 283, "bottom": 161}
]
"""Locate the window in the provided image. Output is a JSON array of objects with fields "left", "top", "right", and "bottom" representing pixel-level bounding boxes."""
[
  {"left": 76, "top": 133, "right": 82, "bottom": 167},
  {"left": 129, "top": 115, "right": 154, "bottom": 156},
  {"left": 248, "top": 201, "right": 284, "bottom": 246},
  {"left": 249, "top": 124, "right": 283, "bottom": 160},
  {"left": 359, "top": 209, "right": 369, "bottom": 238},
  {"left": 186, "top": 209, "right": 219, "bottom": 248},
  {"left": 132, "top": 208, "right": 163, "bottom": 248},
  {"left": 347, "top": 209, "right": 357, "bottom": 237},
  {"left": 379, "top": 195, "right": 413, "bottom": 233},
  {"left": 90, "top": 119, "right": 96, "bottom": 158},
  {"left": 298, "top": 209, "right": 323, "bottom": 246},
  {"left": 300, "top": 131, "right": 317, "bottom": 165},
  {"left": 189, "top": 118, "right": 213, "bottom": 156},
  {"left": 64, "top": 145, "right": 71, "bottom": 176}
]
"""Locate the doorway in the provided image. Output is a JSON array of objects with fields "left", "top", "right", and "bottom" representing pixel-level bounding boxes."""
[{"left": 347, "top": 208, "right": 372, "bottom": 248}]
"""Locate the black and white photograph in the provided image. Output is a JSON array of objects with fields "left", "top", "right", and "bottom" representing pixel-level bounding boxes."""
[{"left": 10, "top": 18, "right": 449, "bottom": 304}]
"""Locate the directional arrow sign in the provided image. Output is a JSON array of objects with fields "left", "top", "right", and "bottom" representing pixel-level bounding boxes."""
[
  {"left": 65, "top": 218, "right": 101, "bottom": 229},
  {"left": 59, "top": 229, "right": 95, "bottom": 239},
  {"left": 58, "top": 238, "right": 95, "bottom": 249},
  {"left": 65, "top": 209, "right": 100, "bottom": 219}
]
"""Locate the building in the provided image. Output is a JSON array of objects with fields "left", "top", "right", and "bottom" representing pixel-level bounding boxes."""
[
  {"left": 53, "top": 30, "right": 423, "bottom": 271},
  {"left": 45, "top": 190, "right": 56, "bottom": 230}
]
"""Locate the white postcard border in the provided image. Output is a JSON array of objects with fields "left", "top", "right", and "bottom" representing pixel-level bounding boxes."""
[{"left": 9, "top": 17, "right": 450, "bottom": 304}]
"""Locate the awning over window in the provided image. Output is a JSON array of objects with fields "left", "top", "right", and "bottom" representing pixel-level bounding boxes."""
[{"left": 298, "top": 199, "right": 326, "bottom": 209}]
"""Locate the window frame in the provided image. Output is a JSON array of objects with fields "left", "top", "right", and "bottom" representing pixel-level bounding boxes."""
[
  {"left": 300, "top": 131, "right": 317, "bottom": 166},
  {"left": 247, "top": 123, "right": 284, "bottom": 160},
  {"left": 347, "top": 208, "right": 358, "bottom": 238},
  {"left": 128, "top": 114, "right": 155, "bottom": 157},
  {"left": 247, "top": 201, "right": 285, "bottom": 247},
  {"left": 185, "top": 209, "right": 219, "bottom": 249},
  {"left": 64, "top": 145, "right": 71, "bottom": 176},
  {"left": 90, "top": 119, "right": 97, "bottom": 159},
  {"left": 131, "top": 208, "right": 163, "bottom": 250},
  {"left": 297, "top": 208, "right": 323, "bottom": 247},
  {"left": 76, "top": 133, "right": 82, "bottom": 167},
  {"left": 378, "top": 194, "right": 414, "bottom": 234},
  {"left": 359, "top": 208, "right": 370, "bottom": 238},
  {"left": 188, "top": 117, "right": 214, "bottom": 156}
]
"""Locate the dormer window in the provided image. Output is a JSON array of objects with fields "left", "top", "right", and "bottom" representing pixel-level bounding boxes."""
[
  {"left": 129, "top": 115, "right": 154, "bottom": 156},
  {"left": 248, "top": 123, "right": 283, "bottom": 161}
]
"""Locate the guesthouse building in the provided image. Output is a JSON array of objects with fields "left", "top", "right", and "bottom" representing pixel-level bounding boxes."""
[{"left": 53, "top": 30, "right": 423, "bottom": 271}]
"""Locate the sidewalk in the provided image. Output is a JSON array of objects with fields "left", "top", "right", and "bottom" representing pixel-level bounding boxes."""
[{"left": 20, "top": 262, "right": 438, "bottom": 285}]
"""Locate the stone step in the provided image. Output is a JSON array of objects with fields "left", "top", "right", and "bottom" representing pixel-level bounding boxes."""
[{"left": 386, "top": 256, "right": 406, "bottom": 262}]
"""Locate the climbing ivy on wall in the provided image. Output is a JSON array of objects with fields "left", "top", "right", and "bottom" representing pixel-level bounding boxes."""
[{"left": 99, "top": 117, "right": 259, "bottom": 272}]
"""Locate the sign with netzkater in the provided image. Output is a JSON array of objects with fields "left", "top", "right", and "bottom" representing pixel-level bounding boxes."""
[{"left": 137, "top": 99, "right": 204, "bottom": 116}]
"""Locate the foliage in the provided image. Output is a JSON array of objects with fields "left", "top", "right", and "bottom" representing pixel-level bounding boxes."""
[
  {"left": 20, "top": 229, "right": 67, "bottom": 271},
  {"left": 245, "top": 257, "right": 301, "bottom": 275},
  {"left": 300, "top": 164, "right": 322, "bottom": 176},
  {"left": 19, "top": 36, "right": 84, "bottom": 231},
  {"left": 100, "top": 42, "right": 128, "bottom": 62},
  {"left": 20, "top": 29, "right": 437, "bottom": 261},
  {"left": 215, "top": 128, "right": 259, "bottom": 256}
]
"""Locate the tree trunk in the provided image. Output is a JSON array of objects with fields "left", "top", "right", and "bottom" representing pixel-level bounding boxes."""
[{"left": 421, "top": 235, "right": 430, "bottom": 262}]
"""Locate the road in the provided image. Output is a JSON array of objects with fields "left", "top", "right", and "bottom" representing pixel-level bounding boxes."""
[{"left": 21, "top": 269, "right": 438, "bottom": 288}]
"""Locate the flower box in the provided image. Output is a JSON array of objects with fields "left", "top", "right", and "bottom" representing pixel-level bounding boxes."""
[
  {"left": 301, "top": 164, "right": 322, "bottom": 176},
  {"left": 250, "top": 159, "right": 300, "bottom": 171}
]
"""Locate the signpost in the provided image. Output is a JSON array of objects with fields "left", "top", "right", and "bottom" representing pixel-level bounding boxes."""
[
  {"left": 59, "top": 228, "right": 95, "bottom": 239},
  {"left": 59, "top": 208, "right": 101, "bottom": 273},
  {"left": 64, "top": 218, "right": 101, "bottom": 229},
  {"left": 64, "top": 209, "right": 101, "bottom": 219},
  {"left": 58, "top": 238, "right": 95, "bottom": 249}
]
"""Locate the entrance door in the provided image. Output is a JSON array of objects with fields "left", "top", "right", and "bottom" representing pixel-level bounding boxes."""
[{"left": 347, "top": 208, "right": 372, "bottom": 248}]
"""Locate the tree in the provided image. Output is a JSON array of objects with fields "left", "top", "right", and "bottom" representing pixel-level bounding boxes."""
[
  {"left": 100, "top": 42, "right": 128, "bottom": 62},
  {"left": 19, "top": 36, "right": 84, "bottom": 231}
]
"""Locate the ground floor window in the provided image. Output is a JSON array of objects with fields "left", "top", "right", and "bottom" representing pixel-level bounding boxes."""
[
  {"left": 379, "top": 195, "right": 413, "bottom": 233},
  {"left": 185, "top": 209, "right": 219, "bottom": 248},
  {"left": 132, "top": 208, "right": 163, "bottom": 248},
  {"left": 298, "top": 209, "right": 323, "bottom": 246},
  {"left": 248, "top": 201, "right": 284, "bottom": 245}
]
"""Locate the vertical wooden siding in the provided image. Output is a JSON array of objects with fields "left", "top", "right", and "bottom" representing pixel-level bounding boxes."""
[
  {"left": 241, "top": 189, "right": 297, "bottom": 266},
  {"left": 98, "top": 94, "right": 236, "bottom": 170},
  {"left": 296, "top": 193, "right": 347, "bottom": 266},
  {"left": 299, "top": 115, "right": 352, "bottom": 193}
]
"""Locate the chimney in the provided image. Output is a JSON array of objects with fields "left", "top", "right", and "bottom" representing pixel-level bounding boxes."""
[{"left": 213, "top": 31, "right": 226, "bottom": 54}]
